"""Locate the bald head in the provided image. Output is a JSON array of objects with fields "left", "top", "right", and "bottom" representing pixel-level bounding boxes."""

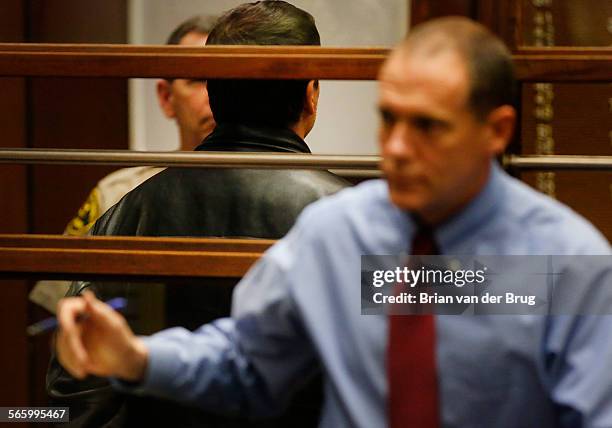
[{"left": 395, "top": 17, "right": 516, "bottom": 120}]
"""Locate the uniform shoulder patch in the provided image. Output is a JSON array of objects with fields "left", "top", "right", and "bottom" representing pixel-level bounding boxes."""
[{"left": 65, "top": 188, "right": 101, "bottom": 236}]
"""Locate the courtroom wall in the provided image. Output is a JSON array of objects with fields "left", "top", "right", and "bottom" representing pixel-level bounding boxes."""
[{"left": 128, "top": 0, "right": 408, "bottom": 154}]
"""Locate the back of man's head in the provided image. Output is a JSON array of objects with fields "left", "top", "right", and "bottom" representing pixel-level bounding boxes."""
[
  {"left": 206, "top": 1, "right": 320, "bottom": 128},
  {"left": 401, "top": 17, "right": 516, "bottom": 120}
]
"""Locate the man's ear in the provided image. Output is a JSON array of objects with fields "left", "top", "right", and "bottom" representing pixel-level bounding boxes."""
[
  {"left": 304, "top": 80, "right": 319, "bottom": 115},
  {"left": 156, "top": 79, "right": 175, "bottom": 119},
  {"left": 485, "top": 105, "right": 516, "bottom": 155}
]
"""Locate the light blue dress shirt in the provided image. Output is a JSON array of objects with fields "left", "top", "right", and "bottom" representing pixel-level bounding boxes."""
[{"left": 115, "top": 163, "right": 612, "bottom": 427}]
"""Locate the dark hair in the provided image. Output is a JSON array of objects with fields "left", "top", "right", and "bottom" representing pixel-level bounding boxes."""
[
  {"left": 166, "top": 15, "right": 218, "bottom": 45},
  {"left": 206, "top": 1, "right": 320, "bottom": 128},
  {"left": 404, "top": 17, "right": 516, "bottom": 120}
]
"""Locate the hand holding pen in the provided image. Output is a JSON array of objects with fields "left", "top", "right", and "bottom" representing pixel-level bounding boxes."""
[
  {"left": 54, "top": 291, "right": 149, "bottom": 382},
  {"left": 27, "top": 296, "right": 128, "bottom": 336}
]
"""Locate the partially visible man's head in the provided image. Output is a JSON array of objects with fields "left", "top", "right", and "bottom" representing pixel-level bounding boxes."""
[
  {"left": 157, "top": 15, "right": 218, "bottom": 151},
  {"left": 206, "top": 1, "right": 321, "bottom": 134},
  {"left": 378, "top": 17, "right": 517, "bottom": 224},
  {"left": 403, "top": 17, "right": 516, "bottom": 120}
]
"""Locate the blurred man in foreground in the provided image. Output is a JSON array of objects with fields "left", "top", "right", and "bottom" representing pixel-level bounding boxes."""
[{"left": 56, "top": 17, "right": 612, "bottom": 427}]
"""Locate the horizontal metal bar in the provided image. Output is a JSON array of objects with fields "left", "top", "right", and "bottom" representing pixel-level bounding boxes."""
[
  {"left": 329, "top": 168, "right": 383, "bottom": 178},
  {"left": 2, "top": 149, "right": 611, "bottom": 172},
  {"left": 504, "top": 155, "right": 612, "bottom": 171},
  {"left": 0, "top": 148, "right": 381, "bottom": 170}
]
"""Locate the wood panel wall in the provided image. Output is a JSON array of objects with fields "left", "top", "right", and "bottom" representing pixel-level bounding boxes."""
[
  {"left": 0, "top": 0, "right": 127, "bottom": 412},
  {"left": 28, "top": 0, "right": 128, "bottom": 234},
  {"left": 0, "top": 0, "right": 29, "bottom": 409}
]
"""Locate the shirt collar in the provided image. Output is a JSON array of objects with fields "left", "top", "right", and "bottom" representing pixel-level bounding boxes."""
[
  {"left": 195, "top": 123, "right": 312, "bottom": 154},
  {"left": 400, "top": 162, "right": 506, "bottom": 252},
  {"left": 437, "top": 162, "right": 506, "bottom": 251}
]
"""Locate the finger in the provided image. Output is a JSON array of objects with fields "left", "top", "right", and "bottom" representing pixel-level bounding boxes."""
[
  {"left": 56, "top": 328, "right": 87, "bottom": 379},
  {"left": 81, "top": 289, "right": 99, "bottom": 309},
  {"left": 57, "top": 297, "right": 89, "bottom": 371},
  {"left": 84, "top": 290, "right": 124, "bottom": 322},
  {"left": 83, "top": 290, "right": 112, "bottom": 317},
  {"left": 57, "top": 296, "right": 87, "bottom": 331}
]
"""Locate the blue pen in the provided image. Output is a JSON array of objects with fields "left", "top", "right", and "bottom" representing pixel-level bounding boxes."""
[{"left": 26, "top": 297, "right": 128, "bottom": 336}]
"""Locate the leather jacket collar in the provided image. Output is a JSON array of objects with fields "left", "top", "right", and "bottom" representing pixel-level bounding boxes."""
[{"left": 195, "top": 123, "right": 312, "bottom": 154}]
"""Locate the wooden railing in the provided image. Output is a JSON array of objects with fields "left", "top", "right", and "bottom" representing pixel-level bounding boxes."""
[
  {"left": 0, "top": 235, "right": 272, "bottom": 281},
  {"left": 512, "top": 47, "right": 612, "bottom": 82},
  {"left": 0, "top": 44, "right": 610, "bottom": 81},
  {"left": 0, "top": 43, "right": 610, "bottom": 277},
  {"left": 0, "top": 45, "right": 387, "bottom": 80}
]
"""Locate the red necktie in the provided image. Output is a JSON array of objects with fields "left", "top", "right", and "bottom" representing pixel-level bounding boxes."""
[{"left": 387, "top": 224, "right": 440, "bottom": 428}]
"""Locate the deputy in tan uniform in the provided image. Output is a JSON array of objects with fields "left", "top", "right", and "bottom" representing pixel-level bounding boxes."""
[{"left": 30, "top": 14, "right": 217, "bottom": 312}]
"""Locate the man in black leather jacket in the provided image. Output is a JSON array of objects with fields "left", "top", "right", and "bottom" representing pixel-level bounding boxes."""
[{"left": 47, "top": 2, "right": 348, "bottom": 427}]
